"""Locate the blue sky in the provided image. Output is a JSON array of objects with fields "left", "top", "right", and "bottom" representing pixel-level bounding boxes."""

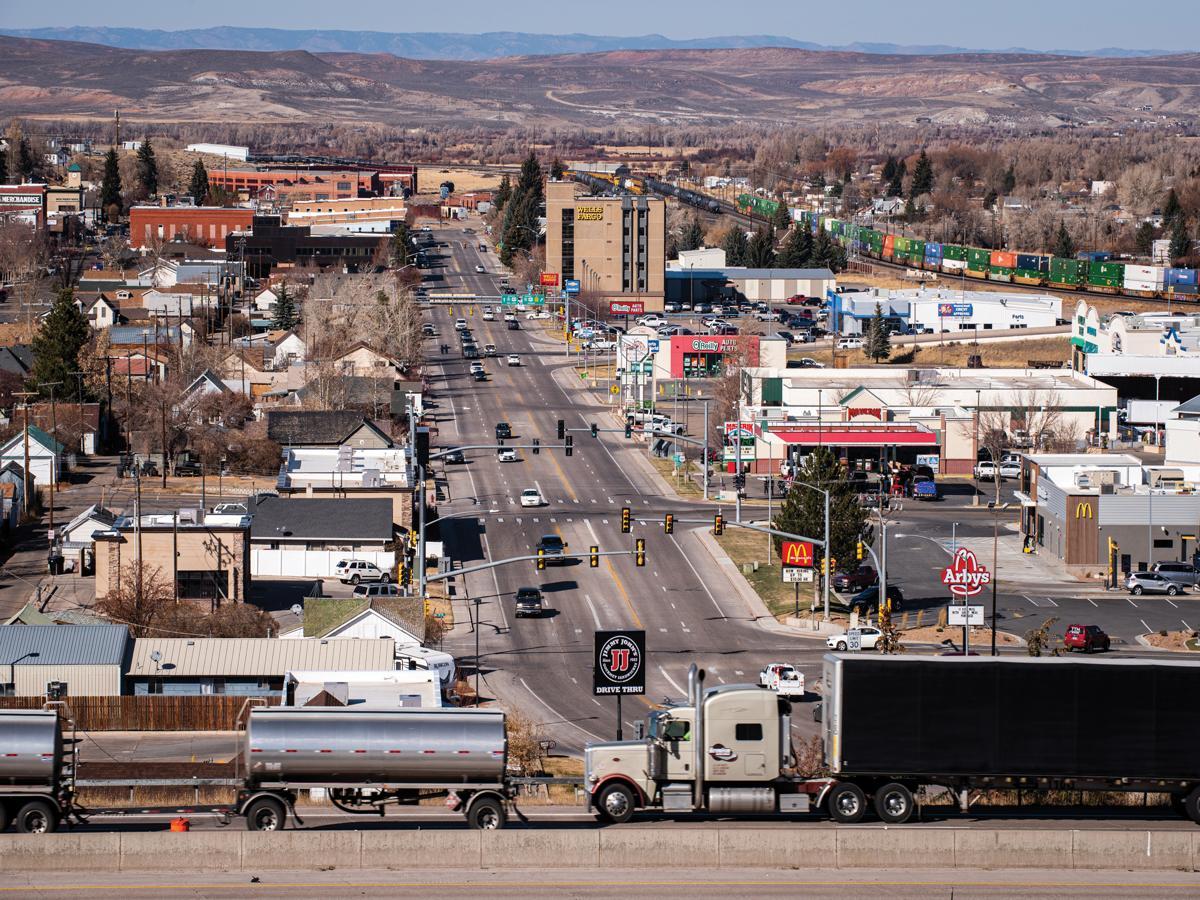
[{"left": 3, "top": 0, "right": 1192, "bottom": 51}]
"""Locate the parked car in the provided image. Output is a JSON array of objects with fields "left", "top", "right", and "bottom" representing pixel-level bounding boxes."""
[
  {"left": 833, "top": 565, "right": 878, "bottom": 593},
  {"left": 535, "top": 533, "right": 568, "bottom": 563},
  {"left": 636, "top": 314, "right": 667, "bottom": 328},
  {"left": 506, "top": 354, "right": 522, "bottom": 366},
  {"left": 498, "top": 448, "right": 518, "bottom": 463},
  {"left": 495, "top": 422, "right": 513, "bottom": 440},
  {"left": 797, "top": 358, "right": 824, "bottom": 368},
  {"left": 910, "top": 476, "right": 940, "bottom": 501},
  {"left": 758, "top": 663, "right": 805, "bottom": 698},
  {"left": 514, "top": 586, "right": 544, "bottom": 618},
  {"left": 336, "top": 560, "right": 390, "bottom": 585},
  {"left": 836, "top": 337, "right": 864, "bottom": 350},
  {"left": 663, "top": 302, "right": 680, "bottom": 313},
  {"left": 1152, "top": 561, "right": 1200, "bottom": 587},
  {"left": 520, "top": 488, "right": 544, "bottom": 507},
  {"left": 775, "top": 330, "right": 796, "bottom": 345},
  {"left": 753, "top": 310, "right": 778, "bottom": 322},
  {"left": 848, "top": 584, "right": 904, "bottom": 614},
  {"left": 587, "top": 339, "right": 617, "bottom": 351},
  {"left": 352, "top": 583, "right": 402, "bottom": 599},
  {"left": 786, "top": 294, "right": 808, "bottom": 305},
  {"left": 825, "top": 626, "right": 883, "bottom": 652},
  {"left": 1126, "top": 571, "right": 1184, "bottom": 595},
  {"left": 974, "top": 460, "right": 1020, "bottom": 481},
  {"left": 1063, "top": 623, "right": 1111, "bottom": 653}
]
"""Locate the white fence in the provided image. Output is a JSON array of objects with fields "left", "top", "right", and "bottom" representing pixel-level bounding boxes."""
[{"left": 251, "top": 549, "right": 396, "bottom": 578}]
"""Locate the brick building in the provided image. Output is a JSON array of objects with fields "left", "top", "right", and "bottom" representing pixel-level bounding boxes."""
[
  {"left": 208, "top": 169, "right": 381, "bottom": 203},
  {"left": 129, "top": 206, "right": 255, "bottom": 249}
]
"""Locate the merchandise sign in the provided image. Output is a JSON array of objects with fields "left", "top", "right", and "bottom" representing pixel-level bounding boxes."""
[
  {"left": 937, "top": 302, "right": 973, "bottom": 318},
  {"left": 781, "top": 541, "right": 814, "bottom": 568},
  {"left": 594, "top": 630, "right": 646, "bottom": 695},
  {"left": 609, "top": 300, "right": 645, "bottom": 316},
  {"left": 941, "top": 548, "right": 992, "bottom": 599},
  {"left": 540, "top": 273, "right": 560, "bottom": 287},
  {"left": 564, "top": 279, "right": 581, "bottom": 295},
  {"left": 948, "top": 605, "right": 985, "bottom": 626}
]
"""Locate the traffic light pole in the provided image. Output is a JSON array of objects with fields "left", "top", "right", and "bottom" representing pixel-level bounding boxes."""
[{"left": 424, "top": 549, "right": 641, "bottom": 583}]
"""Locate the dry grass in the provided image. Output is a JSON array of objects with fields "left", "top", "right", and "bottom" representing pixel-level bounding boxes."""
[
  {"left": 647, "top": 455, "right": 704, "bottom": 499},
  {"left": 791, "top": 336, "right": 1071, "bottom": 369},
  {"left": 715, "top": 527, "right": 819, "bottom": 620},
  {"left": 1143, "top": 629, "right": 1200, "bottom": 651},
  {"left": 418, "top": 166, "right": 506, "bottom": 193},
  {"left": 902, "top": 624, "right": 1021, "bottom": 647}
]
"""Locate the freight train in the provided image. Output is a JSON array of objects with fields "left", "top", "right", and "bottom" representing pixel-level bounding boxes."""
[
  {"left": 733, "top": 193, "right": 1199, "bottom": 301},
  {"left": 565, "top": 170, "right": 720, "bottom": 213}
]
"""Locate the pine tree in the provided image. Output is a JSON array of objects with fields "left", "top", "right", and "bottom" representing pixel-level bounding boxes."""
[
  {"left": 1002, "top": 164, "right": 1017, "bottom": 194},
  {"left": 516, "top": 151, "right": 544, "bottom": 208},
  {"left": 771, "top": 201, "right": 791, "bottom": 230},
  {"left": 865, "top": 302, "right": 892, "bottom": 362},
  {"left": 270, "top": 284, "right": 299, "bottom": 331},
  {"left": 1164, "top": 188, "right": 1183, "bottom": 227},
  {"left": 390, "top": 221, "right": 413, "bottom": 266},
  {"left": 99, "top": 148, "right": 122, "bottom": 220},
  {"left": 1134, "top": 221, "right": 1156, "bottom": 255},
  {"left": 494, "top": 175, "right": 512, "bottom": 212},
  {"left": 18, "top": 138, "right": 35, "bottom": 182},
  {"left": 31, "top": 288, "right": 90, "bottom": 397},
  {"left": 1053, "top": 221, "right": 1076, "bottom": 259},
  {"left": 679, "top": 218, "right": 705, "bottom": 253},
  {"left": 746, "top": 226, "right": 776, "bottom": 268},
  {"left": 910, "top": 150, "right": 934, "bottom": 198},
  {"left": 136, "top": 140, "right": 158, "bottom": 196},
  {"left": 777, "top": 223, "right": 814, "bottom": 268},
  {"left": 188, "top": 160, "right": 209, "bottom": 205},
  {"left": 881, "top": 156, "right": 897, "bottom": 182},
  {"left": 722, "top": 227, "right": 749, "bottom": 267},
  {"left": 1170, "top": 217, "right": 1192, "bottom": 262},
  {"left": 886, "top": 160, "right": 905, "bottom": 198},
  {"left": 550, "top": 158, "right": 565, "bottom": 180},
  {"left": 772, "top": 446, "right": 869, "bottom": 572}
]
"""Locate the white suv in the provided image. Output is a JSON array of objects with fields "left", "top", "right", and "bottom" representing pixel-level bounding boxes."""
[{"left": 335, "top": 560, "right": 391, "bottom": 585}]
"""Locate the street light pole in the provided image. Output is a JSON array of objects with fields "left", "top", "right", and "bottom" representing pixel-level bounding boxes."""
[{"left": 792, "top": 479, "right": 831, "bottom": 621}]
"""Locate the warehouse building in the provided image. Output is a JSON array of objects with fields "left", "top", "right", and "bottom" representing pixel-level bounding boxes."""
[
  {"left": 0, "top": 625, "right": 129, "bottom": 697},
  {"left": 129, "top": 205, "right": 255, "bottom": 250},
  {"left": 666, "top": 267, "right": 834, "bottom": 306},
  {"left": 545, "top": 179, "right": 666, "bottom": 313},
  {"left": 829, "top": 287, "right": 1062, "bottom": 336}
]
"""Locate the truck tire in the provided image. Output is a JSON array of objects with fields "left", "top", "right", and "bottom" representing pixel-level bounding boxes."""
[
  {"left": 827, "top": 783, "right": 867, "bottom": 824},
  {"left": 595, "top": 783, "right": 637, "bottom": 824},
  {"left": 874, "top": 783, "right": 914, "bottom": 825},
  {"left": 1182, "top": 788, "right": 1200, "bottom": 824},
  {"left": 466, "top": 796, "right": 506, "bottom": 830},
  {"left": 0, "top": 801, "right": 9, "bottom": 832},
  {"left": 244, "top": 796, "right": 287, "bottom": 831},
  {"left": 15, "top": 800, "right": 58, "bottom": 834}
]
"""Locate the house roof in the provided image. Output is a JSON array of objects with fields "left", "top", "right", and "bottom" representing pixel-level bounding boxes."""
[
  {"left": 183, "top": 370, "right": 231, "bottom": 397},
  {"left": 0, "top": 345, "right": 34, "bottom": 376},
  {"left": 296, "top": 378, "right": 400, "bottom": 411},
  {"left": 335, "top": 341, "right": 396, "bottom": 363},
  {"left": 1173, "top": 395, "right": 1200, "bottom": 416},
  {"left": 301, "top": 597, "right": 424, "bottom": 642},
  {"left": 126, "top": 636, "right": 394, "bottom": 677},
  {"left": 61, "top": 504, "right": 116, "bottom": 537},
  {"left": 3, "top": 603, "right": 55, "bottom": 626},
  {"left": 0, "top": 624, "right": 129, "bottom": 665},
  {"left": 108, "top": 325, "right": 183, "bottom": 346},
  {"left": 249, "top": 496, "right": 394, "bottom": 542},
  {"left": 0, "top": 426, "right": 65, "bottom": 456},
  {"left": 266, "top": 410, "right": 382, "bottom": 446}
]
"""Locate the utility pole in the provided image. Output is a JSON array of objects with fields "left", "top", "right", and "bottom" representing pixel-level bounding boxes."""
[
  {"left": 13, "top": 391, "right": 35, "bottom": 516},
  {"left": 133, "top": 467, "right": 143, "bottom": 605},
  {"left": 160, "top": 396, "right": 168, "bottom": 488},
  {"left": 41, "top": 382, "right": 62, "bottom": 535}
]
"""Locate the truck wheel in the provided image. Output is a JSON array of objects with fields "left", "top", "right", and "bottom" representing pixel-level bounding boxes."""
[
  {"left": 467, "top": 796, "right": 506, "bottom": 830},
  {"left": 1182, "top": 788, "right": 1200, "bottom": 824},
  {"left": 874, "top": 783, "right": 914, "bottom": 825},
  {"left": 0, "top": 801, "right": 9, "bottom": 832},
  {"left": 595, "top": 783, "right": 637, "bottom": 824},
  {"left": 1170, "top": 794, "right": 1189, "bottom": 818},
  {"left": 15, "top": 800, "right": 58, "bottom": 834},
  {"left": 244, "top": 796, "right": 287, "bottom": 831},
  {"left": 827, "top": 783, "right": 867, "bottom": 824}
]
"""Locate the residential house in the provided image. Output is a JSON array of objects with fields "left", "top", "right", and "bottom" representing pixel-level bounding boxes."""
[
  {"left": 334, "top": 343, "right": 402, "bottom": 378},
  {"left": 279, "top": 596, "right": 424, "bottom": 647},
  {"left": 249, "top": 496, "right": 395, "bottom": 578},
  {"left": 0, "top": 426, "right": 65, "bottom": 487},
  {"left": 0, "top": 625, "right": 129, "bottom": 697},
  {"left": 271, "top": 331, "right": 306, "bottom": 368},
  {"left": 80, "top": 294, "right": 122, "bottom": 329},
  {"left": 109, "top": 350, "right": 169, "bottom": 383},
  {"left": 28, "top": 402, "right": 103, "bottom": 455},
  {"left": 0, "top": 461, "right": 26, "bottom": 527},
  {"left": 57, "top": 504, "right": 116, "bottom": 574},
  {"left": 108, "top": 323, "right": 193, "bottom": 351},
  {"left": 266, "top": 410, "right": 393, "bottom": 448},
  {"left": 139, "top": 286, "right": 217, "bottom": 318},
  {"left": 253, "top": 288, "right": 279, "bottom": 312},
  {"left": 93, "top": 510, "right": 251, "bottom": 603},
  {"left": 125, "top": 636, "right": 395, "bottom": 696},
  {"left": 0, "top": 345, "right": 34, "bottom": 379}
]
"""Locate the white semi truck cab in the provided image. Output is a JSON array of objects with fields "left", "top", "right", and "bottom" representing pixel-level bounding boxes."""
[{"left": 584, "top": 665, "right": 832, "bottom": 823}]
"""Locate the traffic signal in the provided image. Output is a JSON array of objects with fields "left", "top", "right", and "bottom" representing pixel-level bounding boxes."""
[
  {"left": 664, "top": 513, "right": 674, "bottom": 534},
  {"left": 589, "top": 545, "right": 599, "bottom": 568},
  {"left": 532, "top": 438, "right": 540, "bottom": 455},
  {"left": 557, "top": 419, "right": 565, "bottom": 440},
  {"left": 423, "top": 598, "right": 431, "bottom": 616},
  {"left": 624, "top": 419, "right": 633, "bottom": 439},
  {"left": 856, "top": 540, "right": 864, "bottom": 561},
  {"left": 621, "top": 506, "right": 631, "bottom": 533},
  {"left": 713, "top": 513, "right": 724, "bottom": 536},
  {"left": 565, "top": 436, "right": 573, "bottom": 457},
  {"left": 590, "top": 423, "right": 598, "bottom": 438},
  {"left": 635, "top": 538, "right": 646, "bottom": 567},
  {"left": 536, "top": 548, "right": 546, "bottom": 571}
]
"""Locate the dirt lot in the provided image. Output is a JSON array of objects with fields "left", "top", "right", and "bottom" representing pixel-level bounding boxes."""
[
  {"left": 419, "top": 166, "right": 507, "bottom": 193},
  {"left": 1143, "top": 630, "right": 1200, "bottom": 651},
  {"left": 790, "top": 336, "right": 1071, "bottom": 368}
]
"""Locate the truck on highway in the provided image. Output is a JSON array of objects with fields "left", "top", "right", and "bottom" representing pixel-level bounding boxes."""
[{"left": 585, "top": 656, "right": 1200, "bottom": 826}]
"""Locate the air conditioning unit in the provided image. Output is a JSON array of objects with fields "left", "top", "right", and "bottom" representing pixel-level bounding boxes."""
[
  {"left": 1150, "top": 468, "right": 1185, "bottom": 490},
  {"left": 177, "top": 508, "right": 201, "bottom": 525},
  {"left": 1075, "top": 469, "right": 1118, "bottom": 489}
]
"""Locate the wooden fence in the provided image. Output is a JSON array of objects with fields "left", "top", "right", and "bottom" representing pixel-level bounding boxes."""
[{"left": 0, "top": 695, "right": 281, "bottom": 731}]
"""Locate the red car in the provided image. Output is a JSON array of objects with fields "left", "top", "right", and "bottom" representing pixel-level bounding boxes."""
[
  {"left": 833, "top": 565, "right": 877, "bottom": 593},
  {"left": 785, "top": 294, "right": 808, "bottom": 305},
  {"left": 1064, "top": 624, "right": 1110, "bottom": 653}
]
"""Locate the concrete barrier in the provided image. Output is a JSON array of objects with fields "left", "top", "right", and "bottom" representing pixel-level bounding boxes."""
[{"left": 1, "top": 827, "right": 1199, "bottom": 872}]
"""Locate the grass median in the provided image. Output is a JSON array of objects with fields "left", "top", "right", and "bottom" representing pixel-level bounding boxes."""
[{"left": 715, "top": 527, "right": 819, "bottom": 620}]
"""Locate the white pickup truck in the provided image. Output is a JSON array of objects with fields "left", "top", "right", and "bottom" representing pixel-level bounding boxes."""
[{"left": 758, "top": 663, "right": 805, "bottom": 699}]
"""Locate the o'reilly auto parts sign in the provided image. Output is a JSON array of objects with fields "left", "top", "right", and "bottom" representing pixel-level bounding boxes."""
[{"left": 594, "top": 630, "right": 646, "bottom": 695}]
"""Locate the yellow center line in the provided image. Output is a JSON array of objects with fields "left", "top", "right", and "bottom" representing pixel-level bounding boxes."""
[{"left": 604, "top": 556, "right": 643, "bottom": 630}]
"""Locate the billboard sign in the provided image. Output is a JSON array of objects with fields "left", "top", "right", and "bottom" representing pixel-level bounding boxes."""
[
  {"left": 941, "top": 548, "right": 992, "bottom": 599},
  {"left": 540, "top": 272, "right": 560, "bottom": 287},
  {"left": 948, "top": 605, "right": 985, "bottom": 626},
  {"left": 564, "top": 279, "right": 581, "bottom": 294},
  {"left": 781, "top": 541, "right": 814, "bottom": 568},
  {"left": 609, "top": 300, "right": 645, "bottom": 316},
  {"left": 593, "top": 630, "right": 646, "bottom": 695},
  {"left": 782, "top": 567, "right": 814, "bottom": 583},
  {"left": 938, "top": 302, "right": 973, "bottom": 317}
]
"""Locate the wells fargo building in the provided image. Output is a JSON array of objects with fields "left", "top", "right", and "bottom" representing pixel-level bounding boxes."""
[{"left": 545, "top": 180, "right": 665, "bottom": 313}]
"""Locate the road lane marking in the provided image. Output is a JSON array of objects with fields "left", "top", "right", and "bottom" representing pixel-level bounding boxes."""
[
  {"left": 519, "top": 677, "right": 601, "bottom": 740},
  {"left": 675, "top": 532, "right": 726, "bottom": 620},
  {"left": 1140, "top": 618, "right": 1153, "bottom": 633},
  {"left": 1128, "top": 598, "right": 1139, "bottom": 608},
  {"left": 1023, "top": 595, "right": 1041, "bottom": 608},
  {"left": 1088, "top": 598, "right": 1098, "bottom": 607},
  {"left": 1184, "top": 619, "right": 1194, "bottom": 632},
  {"left": 1166, "top": 597, "right": 1179, "bottom": 608},
  {"left": 582, "top": 593, "right": 603, "bottom": 629},
  {"left": 1043, "top": 597, "right": 1058, "bottom": 607},
  {"left": 657, "top": 665, "right": 686, "bottom": 696}
]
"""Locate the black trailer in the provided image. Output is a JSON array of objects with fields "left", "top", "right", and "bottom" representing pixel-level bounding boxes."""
[{"left": 821, "top": 653, "right": 1200, "bottom": 825}]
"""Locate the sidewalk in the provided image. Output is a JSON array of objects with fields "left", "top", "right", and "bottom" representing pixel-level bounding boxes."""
[{"left": 952, "top": 524, "right": 1112, "bottom": 595}]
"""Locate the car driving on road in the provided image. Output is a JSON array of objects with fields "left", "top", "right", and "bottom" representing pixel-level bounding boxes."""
[
  {"left": 495, "top": 422, "right": 512, "bottom": 440},
  {"left": 514, "top": 586, "right": 544, "bottom": 618},
  {"left": 506, "top": 354, "right": 522, "bottom": 366},
  {"left": 534, "top": 534, "right": 567, "bottom": 563},
  {"left": 758, "top": 663, "right": 805, "bottom": 698},
  {"left": 519, "top": 488, "right": 544, "bottom": 507},
  {"left": 826, "top": 626, "right": 883, "bottom": 652},
  {"left": 498, "top": 448, "right": 518, "bottom": 463},
  {"left": 848, "top": 584, "right": 904, "bottom": 614},
  {"left": 833, "top": 565, "right": 877, "bottom": 593}
]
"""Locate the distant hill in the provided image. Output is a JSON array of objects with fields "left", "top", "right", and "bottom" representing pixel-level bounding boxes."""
[
  {"left": 0, "top": 26, "right": 1183, "bottom": 61},
  {"left": 1, "top": 35, "right": 1197, "bottom": 130}
]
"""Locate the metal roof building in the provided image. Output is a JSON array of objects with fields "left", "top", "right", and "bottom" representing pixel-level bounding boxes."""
[
  {"left": 0, "top": 624, "right": 129, "bottom": 697},
  {"left": 127, "top": 637, "right": 396, "bottom": 696}
]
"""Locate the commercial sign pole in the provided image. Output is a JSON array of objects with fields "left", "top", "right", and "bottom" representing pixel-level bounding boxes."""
[
  {"left": 594, "top": 630, "right": 646, "bottom": 741},
  {"left": 942, "top": 548, "right": 992, "bottom": 656}
]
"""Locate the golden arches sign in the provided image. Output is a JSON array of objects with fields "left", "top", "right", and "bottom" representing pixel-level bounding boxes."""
[{"left": 1075, "top": 502, "right": 1094, "bottom": 519}]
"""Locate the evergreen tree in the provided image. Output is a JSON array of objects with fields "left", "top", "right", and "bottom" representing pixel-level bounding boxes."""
[
  {"left": 270, "top": 284, "right": 299, "bottom": 331},
  {"left": 550, "top": 158, "right": 565, "bottom": 180},
  {"left": 0, "top": 145, "right": 6, "bottom": 185},
  {"left": 679, "top": 217, "right": 705, "bottom": 253},
  {"left": 136, "top": 140, "right": 158, "bottom": 196},
  {"left": 494, "top": 174, "right": 512, "bottom": 212},
  {"left": 721, "top": 227, "right": 749, "bottom": 267},
  {"left": 813, "top": 228, "right": 838, "bottom": 269},
  {"left": 31, "top": 288, "right": 90, "bottom": 397},
  {"left": 1164, "top": 188, "right": 1183, "bottom": 227},
  {"left": 18, "top": 138, "right": 35, "bottom": 181},
  {"left": 910, "top": 149, "right": 934, "bottom": 198},
  {"left": 881, "top": 156, "right": 897, "bottom": 182},
  {"left": 865, "top": 302, "right": 892, "bottom": 362},
  {"left": 885, "top": 160, "right": 905, "bottom": 198},
  {"left": 777, "top": 222, "right": 814, "bottom": 268},
  {"left": 1170, "top": 217, "right": 1193, "bottom": 262},
  {"left": 390, "top": 221, "right": 414, "bottom": 266},
  {"left": 1134, "top": 221, "right": 1156, "bottom": 255},
  {"left": 1053, "top": 221, "right": 1076, "bottom": 259},
  {"left": 746, "top": 226, "right": 776, "bottom": 268},
  {"left": 772, "top": 446, "right": 869, "bottom": 573},
  {"left": 771, "top": 201, "right": 791, "bottom": 230},
  {"left": 983, "top": 188, "right": 998, "bottom": 209},
  {"left": 99, "top": 148, "right": 122, "bottom": 220},
  {"left": 188, "top": 160, "right": 209, "bottom": 205},
  {"left": 515, "top": 151, "right": 544, "bottom": 208},
  {"left": 1001, "top": 164, "right": 1017, "bottom": 194}
]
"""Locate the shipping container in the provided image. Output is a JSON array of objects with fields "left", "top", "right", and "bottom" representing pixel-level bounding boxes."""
[
  {"left": 1016, "top": 253, "right": 1048, "bottom": 272},
  {"left": 1125, "top": 281, "right": 1162, "bottom": 296},
  {"left": 893, "top": 236, "right": 910, "bottom": 254},
  {"left": 987, "top": 267, "right": 1014, "bottom": 282},
  {"left": 1088, "top": 261, "right": 1125, "bottom": 288},
  {"left": 1124, "top": 265, "right": 1164, "bottom": 286},
  {"left": 1078, "top": 251, "right": 1112, "bottom": 263},
  {"left": 1173, "top": 283, "right": 1200, "bottom": 295},
  {"left": 1167, "top": 268, "right": 1198, "bottom": 286},
  {"left": 909, "top": 239, "right": 926, "bottom": 259},
  {"left": 924, "top": 241, "right": 943, "bottom": 260},
  {"left": 1049, "top": 257, "right": 1084, "bottom": 285},
  {"left": 1013, "top": 269, "right": 1044, "bottom": 284},
  {"left": 942, "top": 245, "right": 967, "bottom": 261},
  {"left": 966, "top": 247, "right": 991, "bottom": 268},
  {"left": 966, "top": 266, "right": 989, "bottom": 279},
  {"left": 941, "top": 259, "right": 968, "bottom": 272},
  {"left": 990, "top": 250, "right": 1017, "bottom": 269}
]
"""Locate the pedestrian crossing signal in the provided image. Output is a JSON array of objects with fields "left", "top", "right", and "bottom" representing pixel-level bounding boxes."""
[
  {"left": 635, "top": 538, "right": 646, "bottom": 567},
  {"left": 590, "top": 545, "right": 599, "bottom": 567},
  {"left": 621, "top": 507, "right": 631, "bottom": 533},
  {"left": 664, "top": 513, "right": 674, "bottom": 534},
  {"left": 713, "top": 514, "right": 724, "bottom": 536}
]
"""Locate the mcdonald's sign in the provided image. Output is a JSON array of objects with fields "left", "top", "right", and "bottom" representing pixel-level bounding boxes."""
[
  {"left": 782, "top": 541, "right": 814, "bottom": 568},
  {"left": 1075, "top": 502, "right": 1094, "bottom": 519}
]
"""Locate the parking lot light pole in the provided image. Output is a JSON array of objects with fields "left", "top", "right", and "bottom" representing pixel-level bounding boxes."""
[{"left": 792, "top": 480, "right": 831, "bottom": 621}]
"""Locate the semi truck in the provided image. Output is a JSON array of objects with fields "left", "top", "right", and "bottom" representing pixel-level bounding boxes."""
[{"left": 584, "top": 656, "right": 1200, "bottom": 825}]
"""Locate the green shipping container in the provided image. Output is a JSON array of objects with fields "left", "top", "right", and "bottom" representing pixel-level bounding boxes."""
[
  {"left": 909, "top": 239, "right": 926, "bottom": 259},
  {"left": 1087, "top": 261, "right": 1124, "bottom": 287},
  {"left": 942, "top": 245, "right": 967, "bottom": 261},
  {"left": 1049, "top": 257, "right": 1083, "bottom": 283},
  {"left": 967, "top": 247, "right": 991, "bottom": 267},
  {"left": 1014, "top": 269, "right": 1044, "bottom": 281},
  {"left": 894, "top": 236, "right": 911, "bottom": 253},
  {"left": 988, "top": 267, "right": 1015, "bottom": 280}
]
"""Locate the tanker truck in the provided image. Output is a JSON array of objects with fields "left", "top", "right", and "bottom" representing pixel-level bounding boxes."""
[{"left": 0, "top": 705, "right": 515, "bottom": 832}]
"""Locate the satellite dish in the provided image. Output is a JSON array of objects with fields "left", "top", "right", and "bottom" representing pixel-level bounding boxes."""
[
  {"left": 150, "top": 650, "right": 162, "bottom": 662},
  {"left": 290, "top": 604, "right": 303, "bottom": 618}
]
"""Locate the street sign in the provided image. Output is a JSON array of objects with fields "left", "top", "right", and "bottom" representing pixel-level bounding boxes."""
[
  {"left": 782, "top": 567, "right": 813, "bottom": 583},
  {"left": 941, "top": 548, "right": 992, "bottom": 599},
  {"left": 609, "top": 300, "right": 645, "bottom": 316},
  {"left": 610, "top": 384, "right": 620, "bottom": 395},
  {"left": 781, "top": 540, "right": 814, "bottom": 568},
  {"left": 948, "top": 605, "right": 985, "bottom": 626},
  {"left": 564, "top": 279, "right": 580, "bottom": 295},
  {"left": 647, "top": 339, "right": 660, "bottom": 352},
  {"left": 594, "top": 630, "right": 645, "bottom": 695},
  {"left": 847, "top": 629, "right": 862, "bottom": 651}
]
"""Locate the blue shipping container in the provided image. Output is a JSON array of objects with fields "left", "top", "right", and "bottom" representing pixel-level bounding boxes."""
[
  {"left": 925, "top": 242, "right": 943, "bottom": 261},
  {"left": 1077, "top": 251, "right": 1112, "bottom": 262},
  {"left": 1016, "top": 253, "right": 1049, "bottom": 272},
  {"left": 1172, "top": 283, "right": 1199, "bottom": 295},
  {"left": 1166, "top": 268, "right": 1198, "bottom": 286}
]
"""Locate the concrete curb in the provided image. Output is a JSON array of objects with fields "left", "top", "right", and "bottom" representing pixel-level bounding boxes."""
[{"left": 2, "top": 827, "right": 1196, "bottom": 872}]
